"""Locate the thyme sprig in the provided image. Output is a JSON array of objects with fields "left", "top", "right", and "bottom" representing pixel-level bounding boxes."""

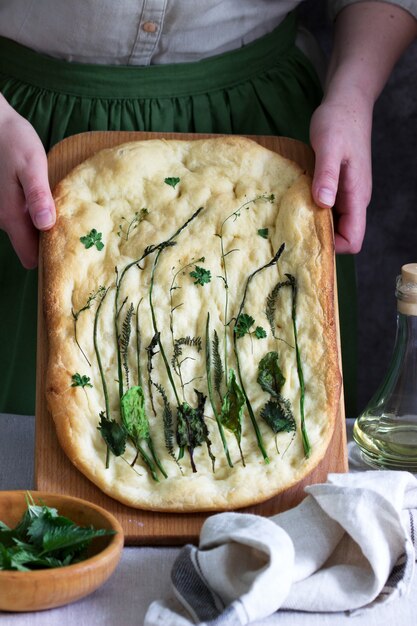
[
  {"left": 71, "top": 286, "right": 106, "bottom": 366},
  {"left": 216, "top": 194, "right": 275, "bottom": 385},
  {"left": 117, "top": 208, "right": 148, "bottom": 241},
  {"left": 169, "top": 257, "right": 205, "bottom": 400}
]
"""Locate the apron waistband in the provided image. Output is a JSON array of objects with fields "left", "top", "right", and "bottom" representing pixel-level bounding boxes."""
[{"left": 0, "top": 12, "right": 297, "bottom": 99}]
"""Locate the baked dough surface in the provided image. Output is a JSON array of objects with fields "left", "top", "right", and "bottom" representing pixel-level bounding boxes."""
[{"left": 44, "top": 136, "right": 341, "bottom": 511}]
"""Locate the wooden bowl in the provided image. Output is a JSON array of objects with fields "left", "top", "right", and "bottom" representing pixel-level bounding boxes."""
[{"left": 0, "top": 491, "right": 124, "bottom": 612}]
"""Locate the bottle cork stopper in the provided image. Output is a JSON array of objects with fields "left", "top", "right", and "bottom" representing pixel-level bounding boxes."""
[
  {"left": 402, "top": 263, "right": 417, "bottom": 285},
  {"left": 398, "top": 263, "right": 417, "bottom": 314}
]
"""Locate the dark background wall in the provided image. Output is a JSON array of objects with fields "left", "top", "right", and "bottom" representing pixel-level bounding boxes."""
[{"left": 299, "top": 1, "right": 417, "bottom": 416}]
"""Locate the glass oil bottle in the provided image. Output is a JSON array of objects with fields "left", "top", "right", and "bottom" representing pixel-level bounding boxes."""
[{"left": 353, "top": 263, "right": 417, "bottom": 470}]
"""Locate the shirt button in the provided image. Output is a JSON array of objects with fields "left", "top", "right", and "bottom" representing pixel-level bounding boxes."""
[{"left": 142, "top": 21, "right": 158, "bottom": 33}]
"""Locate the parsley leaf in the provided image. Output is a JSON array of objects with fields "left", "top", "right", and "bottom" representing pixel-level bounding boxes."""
[
  {"left": 80, "top": 228, "right": 104, "bottom": 251},
  {"left": 71, "top": 373, "right": 93, "bottom": 388},
  {"left": 234, "top": 315, "right": 267, "bottom": 340},
  {"left": 254, "top": 326, "right": 267, "bottom": 339},
  {"left": 189, "top": 265, "right": 211, "bottom": 286},
  {"left": 234, "top": 313, "right": 255, "bottom": 338},
  {"left": 164, "top": 177, "right": 180, "bottom": 188}
]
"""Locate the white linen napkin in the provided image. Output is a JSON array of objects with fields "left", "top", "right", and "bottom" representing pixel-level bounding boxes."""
[{"left": 144, "top": 471, "right": 417, "bottom": 626}]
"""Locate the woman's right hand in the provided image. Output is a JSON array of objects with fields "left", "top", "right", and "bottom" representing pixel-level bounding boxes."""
[{"left": 0, "top": 95, "right": 55, "bottom": 268}]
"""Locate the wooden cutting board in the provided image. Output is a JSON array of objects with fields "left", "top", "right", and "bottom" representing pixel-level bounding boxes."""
[{"left": 35, "top": 131, "right": 347, "bottom": 545}]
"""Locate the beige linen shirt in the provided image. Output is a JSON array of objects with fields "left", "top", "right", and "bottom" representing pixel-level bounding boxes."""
[{"left": 0, "top": 0, "right": 415, "bottom": 66}]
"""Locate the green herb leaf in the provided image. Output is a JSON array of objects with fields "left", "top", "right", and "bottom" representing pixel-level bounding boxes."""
[
  {"left": 176, "top": 390, "right": 214, "bottom": 472},
  {"left": 260, "top": 399, "right": 296, "bottom": 434},
  {"left": 80, "top": 228, "right": 104, "bottom": 251},
  {"left": 120, "top": 386, "right": 167, "bottom": 481},
  {"left": 71, "top": 373, "right": 93, "bottom": 388},
  {"left": 219, "top": 369, "right": 245, "bottom": 465},
  {"left": 189, "top": 266, "right": 211, "bottom": 286},
  {"left": 257, "top": 351, "right": 285, "bottom": 397},
  {"left": 120, "top": 386, "right": 150, "bottom": 443},
  {"left": 254, "top": 326, "right": 267, "bottom": 339},
  {"left": 257, "top": 228, "right": 269, "bottom": 239},
  {"left": 41, "top": 523, "right": 111, "bottom": 555},
  {"left": 0, "top": 495, "right": 115, "bottom": 571},
  {"left": 97, "top": 411, "right": 127, "bottom": 457},
  {"left": 164, "top": 177, "right": 180, "bottom": 188},
  {"left": 234, "top": 313, "right": 255, "bottom": 338}
]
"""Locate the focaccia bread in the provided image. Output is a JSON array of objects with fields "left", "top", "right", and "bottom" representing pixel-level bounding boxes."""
[{"left": 43, "top": 136, "right": 342, "bottom": 512}]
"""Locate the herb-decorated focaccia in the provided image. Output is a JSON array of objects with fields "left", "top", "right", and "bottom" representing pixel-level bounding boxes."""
[{"left": 43, "top": 136, "right": 341, "bottom": 512}]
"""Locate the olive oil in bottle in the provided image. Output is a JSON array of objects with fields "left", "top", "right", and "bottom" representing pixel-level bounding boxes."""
[{"left": 353, "top": 263, "right": 417, "bottom": 470}]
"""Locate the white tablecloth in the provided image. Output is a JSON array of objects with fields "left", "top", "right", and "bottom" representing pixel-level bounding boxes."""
[{"left": 1, "top": 414, "right": 416, "bottom": 626}]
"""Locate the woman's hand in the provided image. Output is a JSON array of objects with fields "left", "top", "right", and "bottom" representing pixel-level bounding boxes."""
[
  {"left": 310, "top": 1, "right": 417, "bottom": 255},
  {"left": 310, "top": 91, "right": 373, "bottom": 254},
  {"left": 0, "top": 95, "right": 55, "bottom": 268}
]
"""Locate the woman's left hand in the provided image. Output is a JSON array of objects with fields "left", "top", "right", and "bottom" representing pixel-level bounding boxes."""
[{"left": 310, "top": 91, "right": 373, "bottom": 254}]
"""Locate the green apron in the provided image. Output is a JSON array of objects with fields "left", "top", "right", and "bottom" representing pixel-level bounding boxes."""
[{"left": 0, "top": 11, "right": 357, "bottom": 416}]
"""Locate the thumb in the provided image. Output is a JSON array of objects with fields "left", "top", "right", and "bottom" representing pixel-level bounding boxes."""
[
  {"left": 311, "top": 148, "right": 341, "bottom": 210},
  {"left": 18, "top": 152, "right": 56, "bottom": 231}
]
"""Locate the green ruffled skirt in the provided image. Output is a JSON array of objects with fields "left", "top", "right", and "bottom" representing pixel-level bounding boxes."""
[{"left": 0, "top": 11, "right": 356, "bottom": 416}]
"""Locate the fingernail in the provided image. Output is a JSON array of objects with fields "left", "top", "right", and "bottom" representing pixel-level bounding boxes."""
[
  {"left": 317, "top": 188, "right": 335, "bottom": 207},
  {"left": 34, "top": 209, "right": 54, "bottom": 229}
]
